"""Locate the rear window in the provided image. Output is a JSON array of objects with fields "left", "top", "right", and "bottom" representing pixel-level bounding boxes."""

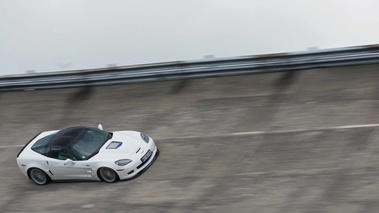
[{"left": 31, "top": 133, "right": 57, "bottom": 154}]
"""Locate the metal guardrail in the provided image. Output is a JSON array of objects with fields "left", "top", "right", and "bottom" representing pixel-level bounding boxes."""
[{"left": 1, "top": 44, "right": 379, "bottom": 91}]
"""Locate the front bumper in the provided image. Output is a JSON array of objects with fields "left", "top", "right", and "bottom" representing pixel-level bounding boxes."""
[{"left": 116, "top": 143, "right": 159, "bottom": 180}]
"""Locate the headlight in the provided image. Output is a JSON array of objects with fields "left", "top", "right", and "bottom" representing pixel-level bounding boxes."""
[
  {"left": 140, "top": 133, "right": 150, "bottom": 143},
  {"left": 115, "top": 159, "right": 132, "bottom": 166}
]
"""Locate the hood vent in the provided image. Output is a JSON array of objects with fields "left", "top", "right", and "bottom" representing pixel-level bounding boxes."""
[{"left": 106, "top": 141, "right": 123, "bottom": 149}]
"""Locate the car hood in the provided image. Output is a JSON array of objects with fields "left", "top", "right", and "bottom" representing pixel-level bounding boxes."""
[{"left": 91, "top": 131, "right": 144, "bottom": 160}]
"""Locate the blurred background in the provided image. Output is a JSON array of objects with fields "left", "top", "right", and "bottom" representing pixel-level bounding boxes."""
[{"left": 2, "top": 1, "right": 379, "bottom": 213}]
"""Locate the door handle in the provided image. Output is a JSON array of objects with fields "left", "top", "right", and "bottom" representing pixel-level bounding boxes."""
[{"left": 63, "top": 159, "right": 75, "bottom": 165}]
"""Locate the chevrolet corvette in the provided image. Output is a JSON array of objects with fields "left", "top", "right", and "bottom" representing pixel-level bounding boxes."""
[{"left": 16, "top": 125, "right": 159, "bottom": 185}]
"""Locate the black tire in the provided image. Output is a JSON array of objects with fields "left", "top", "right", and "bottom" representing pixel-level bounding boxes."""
[
  {"left": 29, "top": 168, "right": 50, "bottom": 185},
  {"left": 98, "top": 167, "right": 119, "bottom": 183}
]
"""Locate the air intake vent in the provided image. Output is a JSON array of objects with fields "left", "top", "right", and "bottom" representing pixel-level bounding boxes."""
[{"left": 106, "top": 141, "right": 123, "bottom": 149}]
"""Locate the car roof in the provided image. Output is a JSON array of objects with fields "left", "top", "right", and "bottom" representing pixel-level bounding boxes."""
[{"left": 48, "top": 126, "right": 89, "bottom": 148}]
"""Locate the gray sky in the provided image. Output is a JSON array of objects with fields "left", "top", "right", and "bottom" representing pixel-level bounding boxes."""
[{"left": 1, "top": 0, "right": 379, "bottom": 76}]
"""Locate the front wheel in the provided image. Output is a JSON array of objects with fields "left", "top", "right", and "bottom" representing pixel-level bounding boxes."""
[
  {"left": 98, "top": 167, "right": 119, "bottom": 183},
  {"left": 29, "top": 168, "right": 50, "bottom": 185}
]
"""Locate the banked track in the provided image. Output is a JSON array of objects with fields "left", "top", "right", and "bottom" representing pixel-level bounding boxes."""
[{"left": 1, "top": 64, "right": 379, "bottom": 212}]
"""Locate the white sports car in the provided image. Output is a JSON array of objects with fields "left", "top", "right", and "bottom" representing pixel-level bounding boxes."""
[{"left": 16, "top": 125, "right": 159, "bottom": 185}]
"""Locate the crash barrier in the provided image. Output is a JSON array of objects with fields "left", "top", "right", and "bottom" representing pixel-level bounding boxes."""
[{"left": 1, "top": 44, "right": 379, "bottom": 91}]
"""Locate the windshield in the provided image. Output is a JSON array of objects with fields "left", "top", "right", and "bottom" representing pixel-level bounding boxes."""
[{"left": 69, "top": 128, "right": 112, "bottom": 160}]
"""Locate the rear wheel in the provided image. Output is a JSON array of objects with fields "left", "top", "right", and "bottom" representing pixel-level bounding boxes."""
[
  {"left": 29, "top": 168, "right": 50, "bottom": 185},
  {"left": 98, "top": 167, "right": 118, "bottom": 183}
]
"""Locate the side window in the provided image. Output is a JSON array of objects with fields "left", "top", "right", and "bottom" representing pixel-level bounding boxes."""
[
  {"left": 58, "top": 150, "right": 76, "bottom": 160},
  {"left": 47, "top": 147, "right": 76, "bottom": 160}
]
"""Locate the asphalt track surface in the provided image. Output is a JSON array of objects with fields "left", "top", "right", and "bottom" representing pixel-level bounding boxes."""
[{"left": 2, "top": 64, "right": 379, "bottom": 212}]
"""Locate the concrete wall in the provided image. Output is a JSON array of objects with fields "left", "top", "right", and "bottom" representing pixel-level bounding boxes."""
[{"left": 1, "top": 64, "right": 379, "bottom": 212}]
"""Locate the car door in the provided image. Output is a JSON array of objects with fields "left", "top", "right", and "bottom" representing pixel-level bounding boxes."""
[{"left": 45, "top": 147, "right": 92, "bottom": 180}]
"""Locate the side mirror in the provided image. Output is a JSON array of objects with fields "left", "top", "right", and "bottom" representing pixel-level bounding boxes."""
[
  {"left": 98, "top": 124, "right": 103, "bottom": 130},
  {"left": 64, "top": 159, "right": 75, "bottom": 165}
]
